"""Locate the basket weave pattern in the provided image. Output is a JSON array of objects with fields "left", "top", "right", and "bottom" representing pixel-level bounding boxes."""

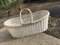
[{"left": 4, "top": 8, "right": 50, "bottom": 38}]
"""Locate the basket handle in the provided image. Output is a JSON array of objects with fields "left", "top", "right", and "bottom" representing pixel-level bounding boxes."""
[{"left": 20, "top": 8, "right": 33, "bottom": 24}]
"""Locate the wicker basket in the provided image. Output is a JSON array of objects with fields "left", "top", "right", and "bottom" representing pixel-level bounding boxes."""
[{"left": 4, "top": 8, "right": 50, "bottom": 38}]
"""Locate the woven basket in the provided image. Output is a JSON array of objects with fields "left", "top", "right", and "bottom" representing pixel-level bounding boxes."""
[{"left": 4, "top": 8, "right": 50, "bottom": 38}]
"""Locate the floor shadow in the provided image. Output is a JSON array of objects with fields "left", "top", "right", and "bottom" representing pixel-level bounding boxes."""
[{"left": 44, "top": 16, "right": 60, "bottom": 39}]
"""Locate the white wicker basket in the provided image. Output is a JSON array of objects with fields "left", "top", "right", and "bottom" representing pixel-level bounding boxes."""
[{"left": 4, "top": 8, "right": 50, "bottom": 38}]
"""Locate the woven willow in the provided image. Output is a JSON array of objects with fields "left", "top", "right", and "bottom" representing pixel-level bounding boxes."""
[{"left": 4, "top": 8, "right": 50, "bottom": 38}]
